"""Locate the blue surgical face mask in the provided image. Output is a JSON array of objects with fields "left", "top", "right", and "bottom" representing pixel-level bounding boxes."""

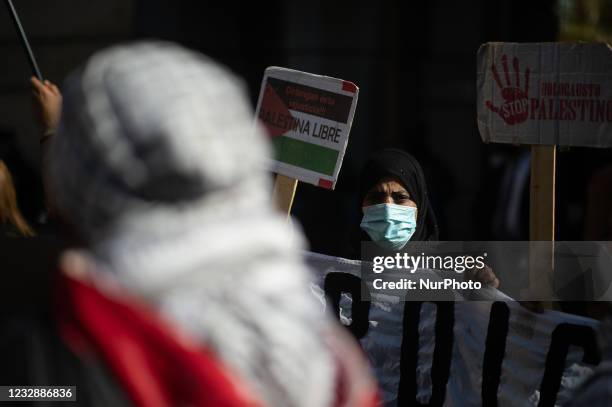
[{"left": 360, "top": 203, "right": 417, "bottom": 250}]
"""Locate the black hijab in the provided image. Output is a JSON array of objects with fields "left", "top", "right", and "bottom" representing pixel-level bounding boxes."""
[{"left": 358, "top": 148, "right": 439, "bottom": 242}]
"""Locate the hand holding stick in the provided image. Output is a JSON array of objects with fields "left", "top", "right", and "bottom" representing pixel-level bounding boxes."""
[{"left": 30, "top": 77, "right": 62, "bottom": 141}]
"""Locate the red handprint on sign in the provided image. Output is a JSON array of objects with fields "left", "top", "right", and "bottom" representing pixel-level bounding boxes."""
[{"left": 485, "top": 55, "right": 531, "bottom": 125}]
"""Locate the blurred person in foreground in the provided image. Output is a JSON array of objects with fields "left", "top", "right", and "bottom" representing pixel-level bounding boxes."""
[
  {"left": 27, "top": 42, "right": 378, "bottom": 406},
  {"left": 0, "top": 160, "right": 35, "bottom": 237}
]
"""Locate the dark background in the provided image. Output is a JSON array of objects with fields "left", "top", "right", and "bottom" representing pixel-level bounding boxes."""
[{"left": 1, "top": 0, "right": 611, "bottom": 256}]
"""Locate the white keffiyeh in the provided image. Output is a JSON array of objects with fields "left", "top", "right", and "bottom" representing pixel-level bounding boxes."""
[{"left": 49, "top": 42, "right": 336, "bottom": 407}]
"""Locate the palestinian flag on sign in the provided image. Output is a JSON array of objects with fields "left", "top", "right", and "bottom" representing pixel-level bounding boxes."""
[{"left": 255, "top": 67, "right": 358, "bottom": 189}]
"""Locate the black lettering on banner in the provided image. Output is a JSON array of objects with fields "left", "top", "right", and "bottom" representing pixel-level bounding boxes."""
[
  {"left": 398, "top": 302, "right": 454, "bottom": 407},
  {"left": 481, "top": 302, "right": 510, "bottom": 406},
  {"left": 537, "top": 323, "right": 601, "bottom": 407},
  {"left": 323, "top": 273, "right": 370, "bottom": 339}
]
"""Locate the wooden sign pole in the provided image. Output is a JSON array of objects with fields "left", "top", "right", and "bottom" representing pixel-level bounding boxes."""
[
  {"left": 529, "top": 145, "right": 556, "bottom": 306},
  {"left": 272, "top": 174, "right": 298, "bottom": 220},
  {"left": 530, "top": 145, "right": 556, "bottom": 241}
]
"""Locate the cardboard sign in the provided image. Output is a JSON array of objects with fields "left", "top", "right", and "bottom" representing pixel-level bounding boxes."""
[
  {"left": 477, "top": 42, "right": 612, "bottom": 147},
  {"left": 255, "top": 67, "right": 359, "bottom": 189},
  {"left": 305, "top": 251, "right": 600, "bottom": 406}
]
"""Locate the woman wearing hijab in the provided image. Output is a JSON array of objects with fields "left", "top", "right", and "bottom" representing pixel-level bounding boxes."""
[
  {"left": 358, "top": 148, "right": 438, "bottom": 248},
  {"left": 355, "top": 148, "right": 498, "bottom": 287}
]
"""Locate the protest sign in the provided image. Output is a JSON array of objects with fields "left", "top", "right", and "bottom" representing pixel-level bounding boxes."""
[
  {"left": 477, "top": 42, "right": 612, "bottom": 147},
  {"left": 305, "top": 251, "right": 601, "bottom": 407},
  {"left": 474, "top": 43, "right": 612, "bottom": 296},
  {"left": 255, "top": 67, "right": 358, "bottom": 191}
]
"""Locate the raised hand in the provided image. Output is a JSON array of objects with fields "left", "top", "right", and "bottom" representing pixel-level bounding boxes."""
[
  {"left": 485, "top": 55, "right": 530, "bottom": 125},
  {"left": 465, "top": 264, "right": 500, "bottom": 289},
  {"left": 30, "top": 76, "right": 62, "bottom": 139}
]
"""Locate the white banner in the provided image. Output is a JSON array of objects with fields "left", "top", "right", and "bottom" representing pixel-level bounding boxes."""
[{"left": 305, "top": 251, "right": 601, "bottom": 406}]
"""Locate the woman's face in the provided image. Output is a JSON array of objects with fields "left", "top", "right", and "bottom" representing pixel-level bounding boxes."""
[{"left": 362, "top": 176, "right": 417, "bottom": 210}]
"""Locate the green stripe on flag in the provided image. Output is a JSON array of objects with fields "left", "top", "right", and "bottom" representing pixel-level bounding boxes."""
[{"left": 272, "top": 136, "right": 338, "bottom": 176}]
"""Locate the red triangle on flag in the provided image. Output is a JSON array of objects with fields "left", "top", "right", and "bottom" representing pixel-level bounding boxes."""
[{"left": 259, "top": 82, "right": 295, "bottom": 138}]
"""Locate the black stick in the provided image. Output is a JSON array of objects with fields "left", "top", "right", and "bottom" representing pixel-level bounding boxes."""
[{"left": 4, "top": 0, "right": 43, "bottom": 81}]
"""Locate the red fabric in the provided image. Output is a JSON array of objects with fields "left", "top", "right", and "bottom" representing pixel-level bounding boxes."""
[{"left": 55, "top": 274, "right": 262, "bottom": 407}]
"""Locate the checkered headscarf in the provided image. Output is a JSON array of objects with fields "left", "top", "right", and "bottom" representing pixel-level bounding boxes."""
[{"left": 49, "top": 42, "right": 339, "bottom": 407}]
